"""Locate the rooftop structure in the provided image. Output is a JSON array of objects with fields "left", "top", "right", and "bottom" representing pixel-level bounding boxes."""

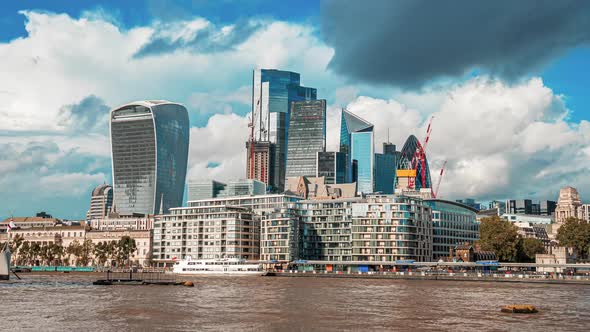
[{"left": 86, "top": 184, "right": 113, "bottom": 221}]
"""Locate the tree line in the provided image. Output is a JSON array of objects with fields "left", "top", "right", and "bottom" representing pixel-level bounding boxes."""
[
  {"left": 478, "top": 216, "right": 590, "bottom": 262},
  {"left": 0, "top": 235, "right": 138, "bottom": 267}
]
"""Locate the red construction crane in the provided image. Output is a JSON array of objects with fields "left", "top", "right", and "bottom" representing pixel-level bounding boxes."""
[
  {"left": 247, "top": 99, "right": 259, "bottom": 179},
  {"left": 433, "top": 160, "right": 447, "bottom": 198},
  {"left": 409, "top": 116, "right": 434, "bottom": 191}
]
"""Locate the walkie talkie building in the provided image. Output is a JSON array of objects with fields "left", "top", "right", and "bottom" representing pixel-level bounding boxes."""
[{"left": 110, "top": 100, "right": 189, "bottom": 215}]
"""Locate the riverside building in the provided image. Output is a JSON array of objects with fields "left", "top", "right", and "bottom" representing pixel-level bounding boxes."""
[
  {"left": 299, "top": 198, "right": 360, "bottom": 261},
  {"left": 152, "top": 194, "right": 301, "bottom": 266},
  {"left": 260, "top": 206, "right": 300, "bottom": 262},
  {"left": 110, "top": 100, "right": 189, "bottom": 215},
  {"left": 423, "top": 199, "right": 479, "bottom": 260},
  {"left": 351, "top": 195, "right": 433, "bottom": 262}
]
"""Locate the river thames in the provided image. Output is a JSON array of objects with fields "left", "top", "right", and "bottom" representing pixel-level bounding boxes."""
[{"left": 2, "top": 274, "right": 589, "bottom": 331}]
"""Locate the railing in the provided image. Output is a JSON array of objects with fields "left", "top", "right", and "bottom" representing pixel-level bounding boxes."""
[{"left": 103, "top": 270, "right": 176, "bottom": 283}]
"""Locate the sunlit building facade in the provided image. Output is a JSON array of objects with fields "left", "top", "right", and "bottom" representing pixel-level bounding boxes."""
[
  {"left": 285, "top": 100, "right": 326, "bottom": 180},
  {"left": 110, "top": 100, "right": 189, "bottom": 215},
  {"left": 250, "top": 69, "right": 317, "bottom": 191},
  {"left": 316, "top": 151, "right": 347, "bottom": 184}
]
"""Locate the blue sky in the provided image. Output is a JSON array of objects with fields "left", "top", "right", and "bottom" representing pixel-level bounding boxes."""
[{"left": 1, "top": 0, "right": 590, "bottom": 219}]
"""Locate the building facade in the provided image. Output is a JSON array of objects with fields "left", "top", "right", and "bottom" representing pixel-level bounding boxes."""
[
  {"left": 316, "top": 151, "right": 347, "bottom": 184},
  {"left": 110, "top": 100, "right": 189, "bottom": 215},
  {"left": 423, "top": 199, "right": 479, "bottom": 260},
  {"left": 153, "top": 206, "right": 259, "bottom": 264},
  {"left": 187, "top": 180, "right": 226, "bottom": 201},
  {"left": 86, "top": 184, "right": 113, "bottom": 221},
  {"left": 340, "top": 109, "right": 374, "bottom": 187},
  {"left": 90, "top": 215, "right": 154, "bottom": 231},
  {"left": 299, "top": 198, "right": 360, "bottom": 261},
  {"left": 374, "top": 152, "right": 396, "bottom": 194},
  {"left": 152, "top": 194, "right": 301, "bottom": 266},
  {"left": 285, "top": 100, "right": 326, "bottom": 180},
  {"left": 249, "top": 69, "right": 317, "bottom": 192},
  {"left": 351, "top": 195, "right": 433, "bottom": 262},
  {"left": 260, "top": 207, "right": 300, "bottom": 262},
  {"left": 246, "top": 141, "right": 273, "bottom": 186},
  {"left": 555, "top": 186, "right": 582, "bottom": 223},
  {"left": 188, "top": 179, "right": 267, "bottom": 201}
]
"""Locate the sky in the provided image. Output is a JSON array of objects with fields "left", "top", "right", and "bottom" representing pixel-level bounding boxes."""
[{"left": 1, "top": 0, "right": 590, "bottom": 219}]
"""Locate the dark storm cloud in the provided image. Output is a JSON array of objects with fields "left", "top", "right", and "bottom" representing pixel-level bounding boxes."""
[
  {"left": 134, "top": 20, "right": 262, "bottom": 57},
  {"left": 58, "top": 95, "right": 110, "bottom": 133},
  {"left": 321, "top": 0, "right": 590, "bottom": 88}
]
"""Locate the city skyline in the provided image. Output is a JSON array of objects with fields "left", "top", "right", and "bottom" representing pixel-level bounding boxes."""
[{"left": 2, "top": 1, "right": 590, "bottom": 219}]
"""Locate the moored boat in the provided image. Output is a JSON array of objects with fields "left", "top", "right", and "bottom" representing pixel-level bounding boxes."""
[
  {"left": 172, "top": 257, "right": 263, "bottom": 275},
  {"left": 0, "top": 244, "right": 10, "bottom": 280}
]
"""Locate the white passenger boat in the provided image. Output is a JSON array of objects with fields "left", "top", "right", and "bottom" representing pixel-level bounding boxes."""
[{"left": 172, "top": 257, "right": 263, "bottom": 275}]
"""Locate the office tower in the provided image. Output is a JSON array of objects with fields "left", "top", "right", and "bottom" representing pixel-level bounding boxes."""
[
  {"left": 110, "top": 100, "right": 189, "bottom": 215},
  {"left": 246, "top": 141, "right": 273, "bottom": 186},
  {"left": 285, "top": 100, "right": 326, "bottom": 179},
  {"left": 374, "top": 152, "right": 396, "bottom": 194},
  {"left": 223, "top": 179, "right": 266, "bottom": 197},
  {"left": 340, "top": 109, "right": 374, "bottom": 193},
  {"left": 351, "top": 131, "right": 374, "bottom": 194},
  {"left": 86, "top": 184, "right": 113, "bottom": 221},
  {"left": 505, "top": 199, "right": 533, "bottom": 214},
  {"left": 316, "top": 151, "right": 347, "bottom": 184},
  {"left": 249, "top": 69, "right": 317, "bottom": 191},
  {"left": 540, "top": 200, "right": 557, "bottom": 216},
  {"left": 188, "top": 180, "right": 227, "bottom": 201},
  {"left": 383, "top": 142, "right": 396, "bottom": 155}
]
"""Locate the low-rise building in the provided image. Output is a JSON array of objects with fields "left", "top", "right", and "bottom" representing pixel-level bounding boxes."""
[
  {"left": 153, "top": 205, "right": 259, "bottom": 266},
  {"left": 90, "top": 214, "right": 154, "bottom": 231},
  {"left": 501, "top": 214, "right": 553, "bottom": 225},
  {"left": 536, "top": 247, "right": 576, "bottom": 273},
  {"left": 0, "top": 215, "right": 59, "bottom": 232},
  {"left": 423, "top": 199, "right": 479, "bottom": 261}
]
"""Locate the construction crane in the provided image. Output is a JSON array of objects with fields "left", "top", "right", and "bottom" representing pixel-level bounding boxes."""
[
  {"left": 409, "top": 116, "right": 434, "bottom": 191},
  {"left": 247, "top": 99, "right": 259, "bottom": 179},
  {"left": 433, "top": 160, "right": 447, "bottom": 198}
]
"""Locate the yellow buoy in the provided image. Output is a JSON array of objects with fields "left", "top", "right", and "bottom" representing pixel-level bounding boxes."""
[
  {"left": 501, "top": 305, "right": 538, "bottom": 314},
  {"left": 183, "top": 281, "right": 194, "bottom": 287}
]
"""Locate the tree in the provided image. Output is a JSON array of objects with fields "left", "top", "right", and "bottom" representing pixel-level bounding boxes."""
[
  {"left": 478, "top": 216, "right": 520, "bottom": 262},
  {"left": 29, "top": 242, "right": 41, "bottom": 266},
  {"left": 79, "top": 239, "right": 94, "bottom": 266},
  {"left": 556, "top": 217, "right": 590, "bottom": 260},
  {"left": 18, "top": 241, "right": 31, "bottom": 265},
  {"left": 518, "top": 238, "right": 545, "bottom": 262},
  {"left": 67, "top": 240, "right": 83, "bottom": 266},
  {"left": 93, "top": 242, "right": 109, "bottom": 267},
  {"left": 117, "top": 236, "right": 137, "bottom": 268}
]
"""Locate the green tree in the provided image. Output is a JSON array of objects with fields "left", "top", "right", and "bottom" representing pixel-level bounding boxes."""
[
  {"left": 79, "top": 239, "right": 94, "bottom": 266},
  {"left": 556, "top": 217, "right": 590, "bottom": 260},
  {"left": 518, "top": 238, "right": 545, "bottom": 262},
  {"left": 67, "top": 240, "right": 83, "bottom": 266},
  {"left": 17, "top": 241, "right": 31, "bottom": 265},
  {"left": 117, "top": 236, "right": 137, "bottom": 268},
  {"left": 29, "top": 242, "right": 41, "bottom": 266},
  {"left": 107, "top": 241, "right": 118, "bottom": 267},
  {"left": 93, "top": 242, "right": 109, "bottom": 267},
  {"left": 478, "top": 216, "right": 520, "bottom": 262}
]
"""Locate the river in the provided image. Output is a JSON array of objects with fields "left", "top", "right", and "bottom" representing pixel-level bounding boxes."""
[{"left": 1, "top": 274, "right": 589, "bottom": 331}]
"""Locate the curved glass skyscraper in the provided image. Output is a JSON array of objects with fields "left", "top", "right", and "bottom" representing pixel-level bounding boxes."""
[
  {"left": 110, "top": 101, "right": 189, "bottom": 215},
  {"left": 399, "top": 135, "right": 432, "bottom": 189}
]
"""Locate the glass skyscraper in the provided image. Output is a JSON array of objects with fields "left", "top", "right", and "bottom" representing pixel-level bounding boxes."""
[
  {"left": 251, "top": 69, "right": 316, "bottom": 191},
  {"left": 351, "top": 131, "right": 374, "bottom": 194},
  {"left": 340, "top": 109, "right": 375, "bottom": 193},
  {"left": 110, "top": 101, "right": 189, "bottom": 215},
  {"left": 399, "top": 135, "right": 432, "bottom": 189},
  {"left": 285, "top": 99, "right": 326, "bottom": 179},
  {"left": 374, "top": 152, "right": 396, "bottom": 194},
  {"left": 316, "top": 151, "right": 347, "bottom": 184}
]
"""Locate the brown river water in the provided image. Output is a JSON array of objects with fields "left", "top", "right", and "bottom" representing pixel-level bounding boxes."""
[{"left": 1, "top": 273, "right": 589, "bottom": 331}]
